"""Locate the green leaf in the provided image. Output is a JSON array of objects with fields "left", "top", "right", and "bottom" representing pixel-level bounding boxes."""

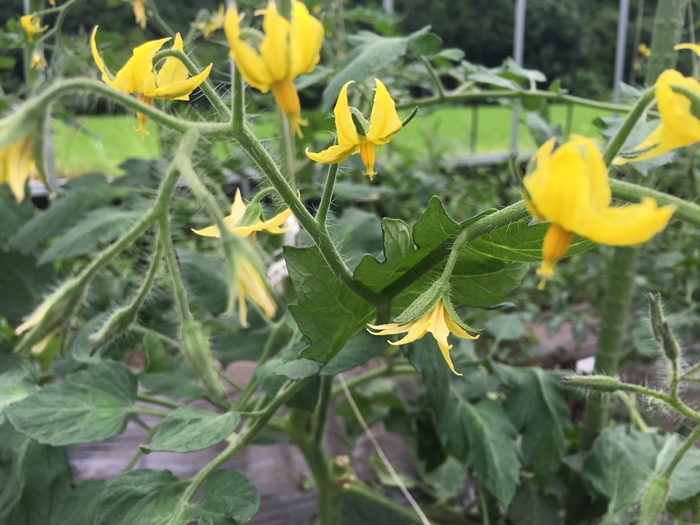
[
  {"left": 176, "top": 248, "right": 228, "bottom": 316},
  {"left": 503, "top": 367, "right": 571, "bottom": 483},
  {"left": 0, "top": 420, "right": 73, "bottom": 524},
  {"left": 436, "top": 48, "right": 465, "bottom": 61},
  {"left": 274, "top": 358, "right": 323, "bottom": 380},
  {"left": 6, "top": 362, "right": 138, "bottom": 445},
  {"left": 70, "top": 313, "right": 113, "bottom": 363},
  {"left": 509, "top": 479, "right": 562, "bottom": 525},
  {"left": 331, "top": 208, "right": 383, "bottom": 270},
  {"left": 142, "top": 407, "right": 240, "bottom": 454},
  {"left": 339, "top": 494, "right": 409, "bottom": 525},
  {"left": 668, "top": 444, "right": 700, "bottom": 502},
  {"left": 8, "top": 180, "right": 126, "bottom": 252},
  {"left": 0, "top": 184, "right": 34, "bottom": 247},
  {"left": 321, "top": 27, "right": 430, "bottom": 111},
  {"left": 256, "top": 348, "right": 320, "bottom": 413},
  {"left": 284, "top": 246, "right": 373, "bottom": 362},
  {"left": 406, "top": 338, "right": 449, "bottom": 419},
  {"left": 95, "top": 468, "right": 259, "bottom": 525},
  {"left": 143, "top": 330, "right": 174, "bottom": 373},
  {"left": 0, "top": 250, "right": 57, "bottom": 327},
  {"left": 420, "top": 456, "right": 467, "bottom": 503},
  {"left": 38, "top": 208, "right": 145, "bottom": 264},
  {"left": 581, "top": 426, "right": 664, "bottom": 519},
  {"left": 140, "top": 357, "right": 208, "bottom": 398},
  {"left": 0, "top": 355, "right": 39, "bottom": 420},
  {"left": 485, "top": 313, "right": 525, "bottom": 341},
  {"left": 50, "top": 480, "right": 108, "bottom": 525},
  {"left": 321, "top": 331, "right": 389, "bottom": 375},
  {"left": 467, "top": 220, "right": 595, "bottom": 263},
  {"left": 501, "top": 58, "right": 547, "bottom": 85},
  {"left": 183, "top": 469, "right": 260, "bottom": 524},
  {"left": 408, "top": 31, "right": 442, "bottom": 55},
  {"left": 94, "top": 469, "right": 187, "bottom": 525},
  {"left": 438, "top": 398, "right": 520, "bottom": 505}
]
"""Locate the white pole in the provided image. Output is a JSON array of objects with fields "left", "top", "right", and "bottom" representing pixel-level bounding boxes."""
[
  {"left": 613, "top": 0, "right": 630, "bottom": 108},
  {"left": 383, "top": 0, "right": 394, "bottom": 14},
  {"left": 511, "top": 0, "right": 526, "bottom": 153}
]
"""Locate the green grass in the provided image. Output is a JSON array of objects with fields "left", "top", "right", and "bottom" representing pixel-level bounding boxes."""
[
  {"left": 392, "top": 104, "right": 612, "bottom": 156},
  {"left": 52, "top": 116, "right": 161, "bottom": 178},
  {"left": 50, "top": 104, "right": 610, "bottom": 178}
]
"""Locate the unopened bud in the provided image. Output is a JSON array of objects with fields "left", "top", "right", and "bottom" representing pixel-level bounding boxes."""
[
  {"left": 648, "top": 293, "right": 681, "bottom": 362},
  {"left": 89, "top": 305, "right": 136, "bottom": 349},
  {"left": 15, "top": 278, "right": 87, "bottom": 355},
  {"left": 639, "top": 476, "right": 670, "bottom": 525},
  {"left": 180, "top": 321, "right": 226, "bottom": 400},
  {"left": 560, "top": 375, "right": 623, "bottom": 393}
]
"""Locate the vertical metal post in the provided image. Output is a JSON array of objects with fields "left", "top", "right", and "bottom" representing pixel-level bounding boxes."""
[
  {"left": 613, "top": 0, "right": 630, "bottom": 108},
  {"left": 510, "top": 0, "right": 526, "bottom": 153},
  {"left": 383, "top": 0, "right": 394, "bottom": 14}
]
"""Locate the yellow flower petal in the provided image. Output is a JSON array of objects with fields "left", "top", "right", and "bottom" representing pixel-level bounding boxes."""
[
  {"left": 0, "top": 134, "right": 34, "bottom": 203},
  {"left": 367, "top": 79, "right": 403, "bottom": 145},
  {"left": 617, "top": 70, "right": 700, "bottom": 163},
  {"left": 115, "top": 37, "right": 170, "bottom": 95},
  {"left": 134, "top": 0, "right": 147, "bottom": 29},
  {"left": 271, "top": 78, "right": 306, "bottom": 137},
  {"left": 156, "top": 33, "right": 189, "bottom": 88},
  {"left": 238, "top": 258, "right": 277, "bottom": 327},
  {"left": 335, "top": 81, "right": 359, "bottom": 148},
  {"left": 90, "top": 27, "right": 121, "bottom": 90},
  {"left": 230, "top": 188, "right": 247, "bottom": 222},
  {"left": 258, "top": 1, "right": 291, "bottom": 83},
  {"left": 289, "top": 0, "right": 324, "bottom": 78},
  {"left": 575, "top": 197, "right": 676, "bottom": 246},
  {"left": 231, "top": 208, "right": 293, "bottom": 237},
  {"left": 224, "top": 6, "right": 275, "bottom": 92},
  {"left": 675, "top": 43, "right": 700, "bottom": 57},
  {"left": 359, "top": 142, "right": 376, "bottom": 179},
  {"left": 537, "top": 223, "right": 573, "bottom": 278},
  {"left": 20, "top": 14, "right": 47, "bottom": 42},
  {"left": 305, "top": 144, "right": 359, "bottom": 165},
  {"left": 149, "top": 63, "right": 212, "bottom": 100}
]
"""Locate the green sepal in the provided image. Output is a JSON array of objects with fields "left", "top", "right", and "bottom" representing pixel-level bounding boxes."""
[
  {"left": 560, "top": 374, "right": 623, "bottom": 393},
  {"left": 349, "top": 107, "right": 370, "bottom": 137},
  {"left": 237, "top": 200, "right": 264, "bottom": 228},
  {"left": 442, "top": 293, "right": 482, "bottom": 336},
  {"left": 180, "top": 320, "right": 227, "bottom": 400},
  {"left": 639, "top": 476, "right": 670, "bottom": 525},
  {"left": 392, "top": 279, "right": 445, "bottom": 325},
  {"left": 239, "top": 27, "right": 264, "bottom": 46}
]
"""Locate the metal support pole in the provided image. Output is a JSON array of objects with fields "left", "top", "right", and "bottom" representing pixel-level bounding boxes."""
[
  {"left": 383, "top": 0, "right": 394, "bottom": 14},
  {"left": 613, "top": 0, "right": 630, "bottom": 108},
  {"left": 510, "top": 0, "right": 526, "bottom": 154}
]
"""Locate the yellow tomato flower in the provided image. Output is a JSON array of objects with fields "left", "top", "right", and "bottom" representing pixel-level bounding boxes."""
[
  {"left": 306, "top": 79, "right": 403, "bottom": 180},
  {"left": 194, "top": 4, "right": 226, "bottom": 39},
  {"left": 134, "top": 0, "right": 147, "bottom": 29},
  {"left": 638, "top": 43, "right": 651, "bottom": 58},
  {"left": 615, "top": 69, "right": 700, "bottom": 164},
  {"left": 192, "top": 189, "right": 293, "bottom": 238},
  {"left": 224, "top": 0, "right": 324, "bottom": 137},
  {"left": 368, "top": 299, "right": 478, "bottom": 376},
  {"left": 525, "top": 136, "right": 675, "bottom": 283},
  {"left": 49, "top": 0, "right": 56, "bottom": 5},
  {"left": 30, "top": 51, "right": 47, "bottom": 70},
  {"left": 236, "top": 257, "right": 278, "bottom": 328},
  {"left": 20, "top": 14, "right": 47, "bottom": 42},
  {"left": 91, "top": 27, "right": 212, "bottom": 138},
  {"left": 0, "top": 134, "right": 35, "bottom": 203}
]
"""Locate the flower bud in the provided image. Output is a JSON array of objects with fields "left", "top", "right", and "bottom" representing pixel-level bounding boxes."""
[
  {"left": 180, "top": 320, "right": 226, "bottom": 400},
  {"left": 560, "top": 375, "right": 624, "bottom": 393},
  {"left": 648, "top": 293, "right": 681, "bottom": 362},
  {"left": 89, "top": 305, "right": 137, "bottom": 349},
  {"left": 639, "top": 476, "right": 670, "bottom": 525},
  {"left": 14, "top": 278, "right": 87, "bottom": 355}
]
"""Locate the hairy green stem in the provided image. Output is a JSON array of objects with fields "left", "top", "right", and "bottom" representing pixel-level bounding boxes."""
[
  {"left": 384, "top": 201, "right": 530, "bottom": 299},
  {"left": 160, "top": 215, "right": 192, "bottom": 322},
  {"left": 602, "top": 87, "right": 656, "bottom": 165},
  {"left": 168, "top": 378, "right": 310, "bottom": 522},
  {"left": 317, "top": 163, "right": 339, "bottom": 226},
  {"left": 609, "top": 179, "right": 700, "bottom": 228},
  {"left": 646, "top": 0, "right": 689, "bottom": 85},
  {"left": 234, "top": 127, "right": 386, "bottom": 308},
  {"left": 313, "top": 376, "right": 334, "bottom": 445},
  {"left": 663, "top": 423, "right": 700, "bottom": 478},
  {"left": 232, "top": 66, "right": 245, "bottom": 131},
  {"left": 153, "top": 49, "right": 231, "bottom": 120},
  {"left": 418, "top": 56, "right": 445, "bottom": 98},
  {"left": 234, "top": 320, "right": 287, "bottom": 410},
  {"left": 396, "top": 88, "right": 638, "bottom": 114}
]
